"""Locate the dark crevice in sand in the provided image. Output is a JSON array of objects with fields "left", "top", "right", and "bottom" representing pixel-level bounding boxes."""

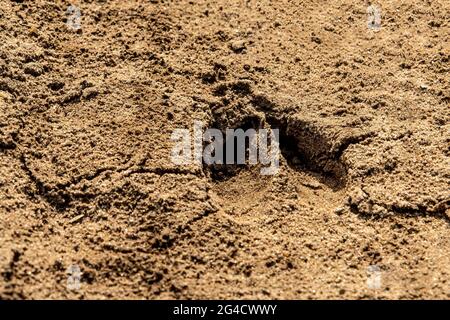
[
  {"left": 203, "top": 80, "right": 350, "bottom": 189},
  {"left": 124, "top": 166, "right": 204, "bottom": 179},
  {"left": 0, "top": 141, "right": 16, "bottom": 150},
  {"left": 251, "top": 92, "right": 349, "bottom": 189},
  {"left": 259, "top": 113, "right": 347, "bottom": 190},
  {"left": 203, "top": 114, "right": 263, "bottom": 182}
]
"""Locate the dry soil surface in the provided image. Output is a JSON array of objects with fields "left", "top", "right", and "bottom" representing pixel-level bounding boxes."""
[{"left": 0, "top": 0, "right": 449, "bottom": 299}]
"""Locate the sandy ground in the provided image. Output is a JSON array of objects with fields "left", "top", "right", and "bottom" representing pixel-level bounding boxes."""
[{"left": 0, "top": 0, "right": 449, "bottom": 299}]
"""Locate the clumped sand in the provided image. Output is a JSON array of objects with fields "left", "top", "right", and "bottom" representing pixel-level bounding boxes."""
[{"left": 0, "top": 0, "right": 449, "bottom": 299}]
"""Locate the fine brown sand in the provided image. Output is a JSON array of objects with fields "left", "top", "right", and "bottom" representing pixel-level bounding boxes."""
[{"left": 0, "top": 0, "right": 449, "bottom": 299}]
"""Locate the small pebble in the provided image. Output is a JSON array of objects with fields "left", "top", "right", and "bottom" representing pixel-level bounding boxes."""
[{"left": 229, "top": 40, "right": 246, "bottom": 53}]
